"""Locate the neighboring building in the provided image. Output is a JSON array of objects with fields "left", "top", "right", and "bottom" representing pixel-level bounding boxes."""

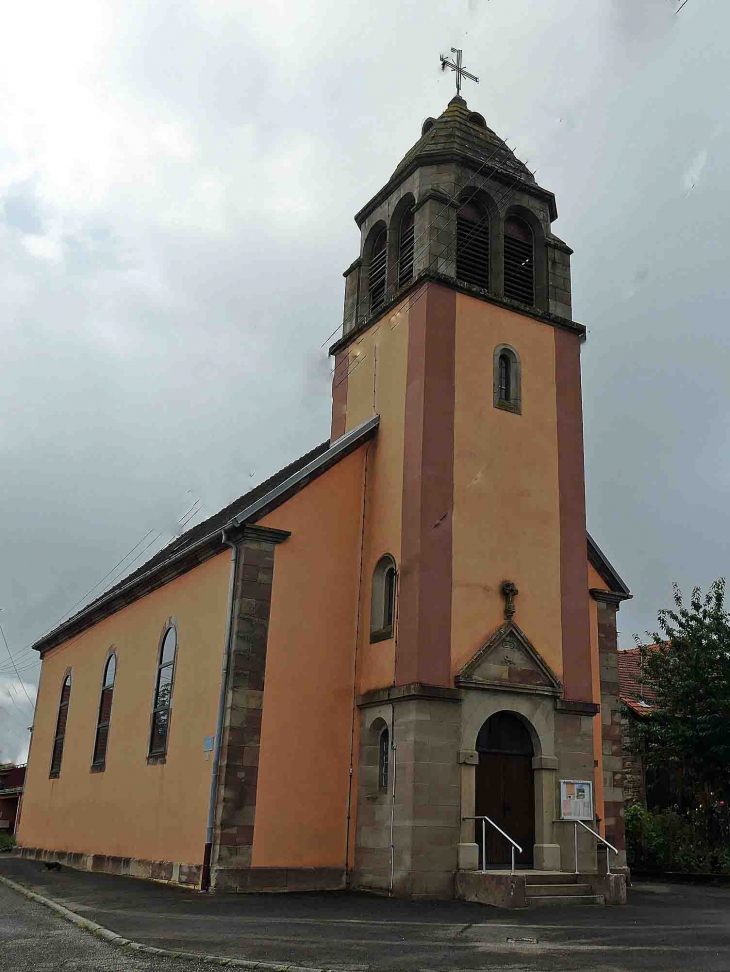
[
  {"left": 17, "top": 93, "right": 632, "bottom": 901},
  {"left": 0, "top": 763, "right": 26, "bottom": 835},
  {"left": 618, "top": 646, "right": 668, "bottom": 809}
]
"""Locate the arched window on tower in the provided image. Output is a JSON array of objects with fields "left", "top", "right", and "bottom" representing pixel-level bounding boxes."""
[
  {"left": 498, "top": 354, "right": 511, "bottom": 402},
  {"left": 370, "top": 228, "right": 388, "bottom": 312},
  {"left": 397, "top": 205, "right": 415, "bottom": 287},
  {"left": 50, "top": 672, "right": 72, "bottom": 778},
  {"left": 456, "top": 200, "right": 489, "bottom": 290},
  {"left": 379, "top": 727, "right": 389, "bottom": 792},
  {"left": 371, "top": 555, "right": 397, "bottom": 642},
  {"left": 504, "top": 216, "right": 534, "bottom": 305},
  {"left": 493, "top": 345, "right": 521, "bottom": 414},
  {"left": 92, "top": 653, "right": 116, "bottom": 769}
]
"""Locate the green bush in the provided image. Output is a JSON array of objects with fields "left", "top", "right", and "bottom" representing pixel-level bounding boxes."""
[
  {"left": 626, "top": 804, "right": 730, "bottom": 873},
  {"left": 0, "top": 833, "right": 16, "bottom": 852}
]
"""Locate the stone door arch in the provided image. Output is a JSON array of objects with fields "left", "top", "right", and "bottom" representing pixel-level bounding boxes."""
[
  {"left": 458, "top": 695, "right": 561, "bottom": 872},
  {"left": 475, "top": 712, "right": 535, "bottom": 867}
]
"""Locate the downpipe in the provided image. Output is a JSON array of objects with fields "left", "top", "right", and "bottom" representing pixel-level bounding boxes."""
[{"left": 201, "top": 529, "right": 238, "bottom": 892}]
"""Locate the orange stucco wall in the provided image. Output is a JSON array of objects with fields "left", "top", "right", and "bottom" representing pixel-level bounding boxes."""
[
  {"left": 17, "top": 553, "right": 231, "bottom": 864},
  {"left": 340, "top": 304, "right": 410, "bottom": 694},
  {"left": 252, "top": 449, "right": 365, "bottom": 868},
  {"left": 588, "top": 562, "right": 610, "bottom": 833},
  {"left": 451, "top": 294, "right": 563, "bottom": 678}
]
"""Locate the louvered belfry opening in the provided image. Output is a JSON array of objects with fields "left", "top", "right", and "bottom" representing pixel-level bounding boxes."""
[
  {"left": 456, "top": 200, "right": 489, "bottom": 290},
  {"left": 50, "top": 674, "right": 72, "bottom": 776},
  {"left": 398, "top": 206, "right": 415, "bottom": 287},
  {"left": 504, "top": 216, "right": 534, "bottom": 305},
  {"left": 369, "top": 228, "right": 387, "bottom": 312}
]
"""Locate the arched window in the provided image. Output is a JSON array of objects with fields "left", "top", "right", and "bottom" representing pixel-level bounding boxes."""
[
  {"left": 456, "top": 200, "right": 489, "bottom": 290},
  {"left": 369, "top": 228, "right": 387, "bottom": 312},
  {"left": 149, "top": 626, "right": 177, "bottom": 757},
  {"left": 498, "top": 354, "right": 511, "bottom": 401},
  {"left": 371, "top": 555, "right": 397, "bottom": 642},
  {"left": 379, "top": 727, "right": 389, "bottom": 792},
  {"left": 397, "top": 205, "right": 415, "bottom": 287},
  {"left": 493, "top": 345, "right": 521, "bottom": 414},
  {"left": 504, "top": 216, "right": 534, "bottom": 305},
  {"left": 50, "top": 672, "right": 72, "bottom": 778},
  {"left": 92, "top": 653, "right": 116, "bottom": 768}
]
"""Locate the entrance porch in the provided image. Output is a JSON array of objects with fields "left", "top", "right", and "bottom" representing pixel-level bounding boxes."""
[{"left": 455, "top": 869, "right": 628, "bottom": 908}]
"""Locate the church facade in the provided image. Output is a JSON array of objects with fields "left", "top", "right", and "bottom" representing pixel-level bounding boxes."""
[{"left": 17, "top": 95, "right": 631, "bottom": 902}]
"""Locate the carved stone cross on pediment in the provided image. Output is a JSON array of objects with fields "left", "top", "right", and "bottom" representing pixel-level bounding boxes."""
[{"left": 500, "top": 580, "right": 519, "bottom": 621}]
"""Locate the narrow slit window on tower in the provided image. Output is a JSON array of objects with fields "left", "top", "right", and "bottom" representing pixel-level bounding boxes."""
[
  {"left": 379, "top": 727, "right": 389, "bottom": 792},
  {"left": 503, "top": 216, "right": 534, "bottom": 305},
  {"left": 493, "top": 345, "right": 521, "bottom": 414},
  {"left": 371, "top": 555, "right": 397, "bottom": 642},
  {"left": 498, "top": 354, "right": 511, "bottom": 402},
  {"left": 92, "top": 653, "right": 116, "bottom": 769},
  {"left": 149, "top": 626, "right": 177, "bottom": 758},
  {"left": 456, "top": 200, "right": 489, "bottom": 290},
  {"left": 369, "top": 228, "right": 387, "bottom": 312},
  {"left": 50, "top": 673, "right": 72, "bottom": 778},
  {"left": 397, "top": 205, "right": 415, "bottom": 287}
]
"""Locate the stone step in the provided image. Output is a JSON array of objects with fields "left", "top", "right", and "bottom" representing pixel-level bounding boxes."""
[
  {"left": 525, "top": 873, "right": 580, "bottom": 885},
  {"left": 526, "top": 894, "right": 605, "bottom": 908},
  {"left": 527, "top": 883, "right": 593, "bottom": 897}
]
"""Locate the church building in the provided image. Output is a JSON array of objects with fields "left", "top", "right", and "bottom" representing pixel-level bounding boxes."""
[{"left": 16, "top": 87, "right": 632, "bottom": 906}]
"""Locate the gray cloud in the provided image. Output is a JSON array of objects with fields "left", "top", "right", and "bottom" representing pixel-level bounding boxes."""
[{"left": 1, "top": 0, "right": 727, "bottom": 755}]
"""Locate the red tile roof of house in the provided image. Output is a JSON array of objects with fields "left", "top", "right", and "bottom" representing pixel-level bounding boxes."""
[{"left": 618, "top": 645, "right": 659, "bottom": 717}]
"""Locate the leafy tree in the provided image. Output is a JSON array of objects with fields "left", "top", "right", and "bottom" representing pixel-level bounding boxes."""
[{"left": 635, "top": 579, "right": 730, "bottom": 805}]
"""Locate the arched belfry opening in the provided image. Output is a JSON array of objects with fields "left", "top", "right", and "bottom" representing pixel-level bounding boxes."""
[
  {"left": 475, "top": 711, "right": 535, "bottom": 868},
  {"left": 456, "top": 199, "right": 489, "bottom": 290}
]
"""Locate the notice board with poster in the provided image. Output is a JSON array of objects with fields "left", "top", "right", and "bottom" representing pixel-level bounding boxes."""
[{"left": 560, "top": 779, "right": 594, "bottom": 821}]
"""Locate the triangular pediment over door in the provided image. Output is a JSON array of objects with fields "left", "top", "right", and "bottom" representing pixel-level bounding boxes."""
[{"left": 456, "top": 621, "right": 562, "bottom": 696}]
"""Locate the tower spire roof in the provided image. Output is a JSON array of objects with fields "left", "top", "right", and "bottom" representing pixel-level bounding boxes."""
[
  {"left": 390, "top": 96, "right": 534, "bottom": 186},
  {"left": 355, "top": 95, "right": 556, "bottom": 228}
]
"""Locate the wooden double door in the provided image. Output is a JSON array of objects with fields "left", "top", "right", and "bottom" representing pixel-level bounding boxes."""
[{"left": 474, "top": 713, "right": 535, "bottom": 868}]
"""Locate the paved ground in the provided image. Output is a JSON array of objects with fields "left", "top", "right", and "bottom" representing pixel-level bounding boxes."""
[
  {"left": 0, "top": 876, "right": 217, "bottom": 972},
  {"left": 2, "top": 858, "right": 730, "bottom": 971}
]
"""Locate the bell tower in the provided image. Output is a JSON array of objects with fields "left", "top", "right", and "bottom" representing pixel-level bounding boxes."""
[{"left": 333, "top": 91, "right": 603, "bottom": 896}]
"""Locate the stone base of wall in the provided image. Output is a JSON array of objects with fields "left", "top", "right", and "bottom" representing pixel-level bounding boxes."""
[
  {"left": 14, "top": 846, "right": 202, "bottom": 887},
  {"left": 211, "top": 866, "right": 346, "bottom": 892},
  {"left": 14, "top": 847, "right": 346, "bottom": 895}
]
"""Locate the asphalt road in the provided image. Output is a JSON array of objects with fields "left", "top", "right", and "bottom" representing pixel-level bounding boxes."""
[
  {"left": 0, "top": 878, "right": 220, "bottom": 972},
  {"left": 2, "top": 858, "right": 730, "bottom": 971}
]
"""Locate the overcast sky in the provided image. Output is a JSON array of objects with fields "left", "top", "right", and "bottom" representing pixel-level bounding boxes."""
[{"left": 1, "top": 0, "right": 725, "bottom": 761}]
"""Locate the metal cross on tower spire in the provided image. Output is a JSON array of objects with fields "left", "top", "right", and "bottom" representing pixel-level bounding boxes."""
[{"left": 440, "top": 48, "right": 479, "bottom": 98}]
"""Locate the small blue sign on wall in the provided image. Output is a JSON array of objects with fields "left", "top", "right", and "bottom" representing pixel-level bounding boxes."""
[{"left": 203, "top": 736, "right": 215, "bottom": 752}]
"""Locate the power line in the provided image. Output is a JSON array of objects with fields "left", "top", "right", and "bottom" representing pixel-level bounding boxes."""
[
  {"left": 0, "top": 623, "right": 35, "bottom": 715},
  {"left": 0, "top": 498, "right": 208, "bottom": 681},
  {"left": 325, "top": 138, "right": 526, "bottom": 351},
  {"left": 333, "top": 163, "right": 530, "bottom": 390},
  {"left": 676, "top": 0, "right": 692, "bottom": 12},
  {"left": 330, "top": 134, "right": 534, "bottom": 386},
  {"left": 54, "top": 529, "right": 157, "bottom": 628}
]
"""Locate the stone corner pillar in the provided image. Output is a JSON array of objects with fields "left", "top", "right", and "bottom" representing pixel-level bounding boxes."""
[
  {"left": 457, "top": 749, "right": 479, "bottom": 870},
  {"left": 532, "top": 754, "right": 561, "bottom": 871},
  {"left": 591, "top": 590, "right": 629, "bottom": 868}
]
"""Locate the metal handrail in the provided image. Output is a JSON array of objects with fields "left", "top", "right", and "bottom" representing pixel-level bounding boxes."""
[
  {"left": 462, "top": 815, "right": 522, "bottom": 875},
  {"left": 562, "top": 819, "right": 619, "bottom": 874}
]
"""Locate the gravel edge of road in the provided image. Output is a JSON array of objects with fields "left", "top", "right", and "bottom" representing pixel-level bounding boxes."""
[{"left": 0, "top": 873, "right": 329, "bottom": 972}]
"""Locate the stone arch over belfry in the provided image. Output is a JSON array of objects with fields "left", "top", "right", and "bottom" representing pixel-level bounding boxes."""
[{"left": 457, "top": 693, "right": 561, "bottom": 872}]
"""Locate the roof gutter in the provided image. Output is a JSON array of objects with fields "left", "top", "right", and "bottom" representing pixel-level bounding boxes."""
[{"left": 230, "top": 415, "right": 380, "bottom": 528}]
